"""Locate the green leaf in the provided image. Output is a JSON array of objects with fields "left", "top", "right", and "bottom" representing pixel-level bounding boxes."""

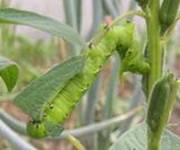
[
  {"left": 14, "top": 56, "right": 85, "bottom": 120},
  {"left": 0, "top": 57, "right": 19, "bottom": 92},
  {"left": 109, "top": 123, "right": 180, "bottom": 150},
  {"left": 0, "top": 8, "right": 85, "bottom": 49}
]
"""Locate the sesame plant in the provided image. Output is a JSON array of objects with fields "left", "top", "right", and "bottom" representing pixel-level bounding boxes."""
[{"left": 0, "top": 0, "right": 180, "bottom": 150}]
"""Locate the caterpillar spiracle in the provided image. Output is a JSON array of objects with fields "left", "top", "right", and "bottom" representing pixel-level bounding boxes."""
[{"left": 26, "top": 22, "right": 146, "bottom": 138}]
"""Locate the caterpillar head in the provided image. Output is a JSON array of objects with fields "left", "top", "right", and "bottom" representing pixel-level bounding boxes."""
[
  {"left": 119, "top": 40, "right": 150, "bottom": 75},
  {"left": 27, "top": 120, "right": 47, "bottom": 138}
]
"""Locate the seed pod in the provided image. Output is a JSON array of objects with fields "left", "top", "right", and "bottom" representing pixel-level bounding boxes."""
[
  {"left": 160, "top": 0, "right": 180, "bottom": 33},
  {"left": 147, "top": 73, "right": 178, "bottom": 133}
]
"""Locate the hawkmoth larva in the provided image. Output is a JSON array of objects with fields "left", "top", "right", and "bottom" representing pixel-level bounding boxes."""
[{"left": 26, "top": 21, "right": 149, "bottom": 138}]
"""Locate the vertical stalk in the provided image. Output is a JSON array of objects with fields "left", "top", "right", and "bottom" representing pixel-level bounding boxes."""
[
  {"left": 67, "top": 134, "right": 87, "bottom": 150},
  {"left": 85, "top": 0, "right": 103, "bottom": 41},
  {"left": 103, "top": 0, "right": 118, "bottom": 18},
  {"left": 148, "top": 131, "right": 161, "bottom": 150},
  {"left": 146, "top": 0, "right": 162, "bottom": 95},
  {"left": 118, "top": 75, "right": 143, "bottom": 135},
  {"left": 63, "top": 0, "right": 80, "bottom": 55},
  {"left": 84, "top": 76, "right": 101, "bottom": 124},
  {"left": 145, "top": 1, "right": 163, "bottom": 150},
  {"left": 75, "top": 0, "right": 82, "bottom": 33},
  {"left": 103, "top": 55, "right": 120, "bottom": 120}
]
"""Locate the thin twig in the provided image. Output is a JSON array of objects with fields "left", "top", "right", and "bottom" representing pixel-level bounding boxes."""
[
  {"left": 57, "top": 106, "right": 142, "bottom": 139},
  {"left": 111, "top": 10, "right": 146, "bottom": 26},
  {"left": 0, "top": 119, "right": 37, "bottom": 150},
  {"left": 0, "top": 109, "right": 26, "bottom": 135},
  {"left": 0, "top": 107, "right": 142, "bottom": 139},
  {"left": 66, "top": 134, "right": 87, "bottom": 150}
]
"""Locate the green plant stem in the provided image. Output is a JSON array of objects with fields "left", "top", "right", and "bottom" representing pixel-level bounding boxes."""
[
  {"left": 146, "top": 0, "right": 162, "bottom": 96},
  {"left": 66, "top": 134, "right": 87, "bottom": 150},
  {"left": 148, "top": 130, "right": 161, "bottom": 150},
  {"left": 146, "top": 1, "right": 163, "bottom": 150}
]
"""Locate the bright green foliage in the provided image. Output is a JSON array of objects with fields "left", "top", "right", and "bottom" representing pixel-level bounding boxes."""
[
  {"left": 0, "top": 8, "right": 85, "bottom": 48},
  {"left": 0, "top": 57, "right": 19, "bottom": 92},
  {"left": 14, "top": 56, "right": 84, "bottom": 120}
]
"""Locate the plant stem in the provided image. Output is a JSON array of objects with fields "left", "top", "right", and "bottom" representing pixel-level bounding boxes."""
[
  {"left": 145, "top": 1, "right": 163, "bottom": 150},
  {"left": 146, "top": 0, "right": 162, "bottom": 96},
  {"left": 66, "top": 134, "right": 87, "bottom": 150},
  {"left": 148, "top": 130, "right": 161, "bottom": 150},
  {"left": 0, "top": 120, "right": 37, "bottom": 150}
]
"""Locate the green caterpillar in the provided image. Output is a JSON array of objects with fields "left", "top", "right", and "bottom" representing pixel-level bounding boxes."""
[{"left": 26, "top": 22, "right": 149, "bottom": 138}]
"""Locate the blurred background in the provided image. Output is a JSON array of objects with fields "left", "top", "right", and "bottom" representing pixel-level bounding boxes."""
[{"left": 0, "top": 0, "right": 179, "bottom": 150}]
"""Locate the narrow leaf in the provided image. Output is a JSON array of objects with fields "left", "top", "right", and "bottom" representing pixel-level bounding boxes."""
[
  {"left": 0, "top": 57, "right": 19, "bottom": 92},
  {"left": 109, "top": 123, "right": 180, "bottom": 150},
  {"left": 0, "top": 8, "right": 85, "bottom": 48},
  {"left": 14, "top": 56, "right": 85, "bottom": 120}
]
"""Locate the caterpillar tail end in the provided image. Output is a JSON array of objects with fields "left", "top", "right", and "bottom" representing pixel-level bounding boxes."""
[{"left": 27, "top": 120, "right": 64, "bottom": 139}]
